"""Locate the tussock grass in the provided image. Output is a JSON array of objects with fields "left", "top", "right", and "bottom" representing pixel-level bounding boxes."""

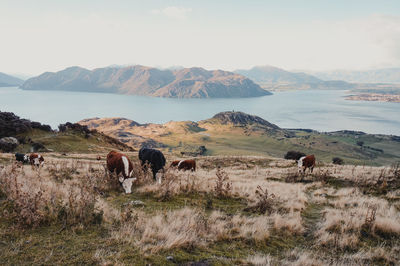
[{"left": 0, "top": 154, "right": 399, "bottom": 264}]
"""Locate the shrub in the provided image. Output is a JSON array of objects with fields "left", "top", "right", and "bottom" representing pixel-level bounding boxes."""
[
  {"left": 332, "top": 157, "right": 344, "bottom": 165},
  {"left": 47, "top": 160, "right": 79, "bottom": 182},
  {"left": 284, "top": 151, "right": 305, "bottom": 160},
  {"left": 245, "top": 186, "right": 277, "bottom": 214},
  {"left": 214, "top": 167, "right": 232, "bottom": 198},
  {"left": 285, "top": 169, "right": 300, "bottom": 183},
  {"left": 0, "top": 163, "right": 102, "bottom": 228},
  {"left": 158, "top": 168, "right": 178, "bottom": 201}
]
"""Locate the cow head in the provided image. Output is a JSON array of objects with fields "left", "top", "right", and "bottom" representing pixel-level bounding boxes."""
[
  {"left": 119, "top": 176, "right": 137, "bottom": 194},
  {"left": 23, "top": 154, "right": 29, "bottom": 163},
  {"left": 297, "top": 156, "right": 306, "bottom": 173}
]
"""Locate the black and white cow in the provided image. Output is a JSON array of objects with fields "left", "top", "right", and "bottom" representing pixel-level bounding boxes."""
[{"left": 15, "top": 153, "right": 29, "bottom": 164}]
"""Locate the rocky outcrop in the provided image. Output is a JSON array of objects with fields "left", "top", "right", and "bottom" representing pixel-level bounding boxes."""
[
  {"left": 0, "top": 111, "right": 52, "bottom": 138},
  {"left": 58, "top": 122, "right": 135, "bottom": 151},
  {"left": 211, "top": 111, "right": 280, "bottom": 129},
  {"left": 21, "top": 66, "right": 271, "bottom": 98}
]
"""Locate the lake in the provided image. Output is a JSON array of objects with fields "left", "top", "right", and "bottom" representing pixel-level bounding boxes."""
[{"left": 1, "top": 87, "right": 399, "bottom": 135}]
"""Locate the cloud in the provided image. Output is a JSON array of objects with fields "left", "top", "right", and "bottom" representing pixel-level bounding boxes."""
[{"left": 151, "top": 6, "right": 192, "bottom": 20}]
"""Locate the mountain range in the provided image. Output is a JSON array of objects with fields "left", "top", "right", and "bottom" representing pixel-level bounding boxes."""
[
  {"left": 20, "top": 66, "right": 271, "bottom": 98},
  {"left": 235, "top": 66, "right": 353, "bottom": 90},
  {"left": 0, "top": 72, "right": 24, "bottom": 87},
  {"left": 307, "top": 68, "right": 400, "bottom": 83}
]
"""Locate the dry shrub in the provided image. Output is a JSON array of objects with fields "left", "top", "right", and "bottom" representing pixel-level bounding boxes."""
[
  {"left": 92, "top": 164, "right": 122, "bottom": 195},
  {"left": 214, "top": 167, "right": 232, "bottom": 197},
  {"left": 0, "top": 165, "right": 51, "bottom": 227},
  {"left": 58, "top": 181, "right": 103, "bottom": 227},
  {"left": 131, "top": 161, "right": 153, "bottom": 185},
  {"left": 0, "top": 163, "right": 102, "bottom": 228},
  {"left": 391, "top": 162, "right": 400, "bottom": 180},
  {"left": 47, "top": 160, "right": 79, "bottom": 182},
  {"left": 244, "top": 186, "right": 277, "bottom": 214},
  {"left": 285, "top": 168, "right": 301, "bottom": 183},
  {"left": 312, "top": 169, "right": 332, "bottom": 183},
  {"left": 177, "top": 172, "right": 199, "bottom": 194},
  {"left": 157, "top": 168, "right": 178, "bottom": 201}
]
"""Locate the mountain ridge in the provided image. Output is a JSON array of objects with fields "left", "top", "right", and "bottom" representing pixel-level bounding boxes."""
[
  {"left": 235, "top": 65, "right": 354, "bottom": 90},
  {"left": 308, "top": 68, "right": 400, "bottom": 83},
  {"left": 21, "top": 65, "right": 271, "bottom": 98},
  {"left": 0, "top": 72, "right": 24, "bottom": 87}
]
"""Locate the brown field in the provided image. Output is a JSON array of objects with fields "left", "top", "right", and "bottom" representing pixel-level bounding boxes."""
[{"left": 0, "top": 152, "right": 399, "bottom": 265}]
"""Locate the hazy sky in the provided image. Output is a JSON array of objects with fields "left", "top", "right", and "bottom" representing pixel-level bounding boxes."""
[{"left": 1, "top": 0, "right": 400, "bottom": 76}]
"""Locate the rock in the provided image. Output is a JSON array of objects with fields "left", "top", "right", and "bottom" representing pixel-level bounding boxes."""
[
  {"left": 180, "top": 145, "right": 207, "bottom": 157},
  {"left": 0, "top": 111, "right": 52, "bottom": 138},
  {"left": 166, "top": 256, "right": 174, "bottom": 261},
  {"left": 0, "top": 137, "right": 19, "bottom": 152},
  {"left": 31, "top": 142, "right": 47, "bottom": 152},
  {"left": 58, "top": 122, "right": 91, "bottom": 134},
  {"left": 212, "top": 111, "right": 280, "bottom": 129}
]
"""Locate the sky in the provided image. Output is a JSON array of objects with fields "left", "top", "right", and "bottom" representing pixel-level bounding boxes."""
[{"left": 1, "top": 0, "right": 400, "bottom": 76}]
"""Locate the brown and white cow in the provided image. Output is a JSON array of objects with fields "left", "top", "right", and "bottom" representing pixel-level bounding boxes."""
[
  {"left": 29, "top": 153, "right": 44, "bottom": 167},
  {"left": 297, "top": 155, "right": 315, "bottom": 174},
  {"left": 170, "top": 159, "right": 196, "bottom": 172},
  {"left": 106, "top": 151, "right": 136, "bottom": 193}
]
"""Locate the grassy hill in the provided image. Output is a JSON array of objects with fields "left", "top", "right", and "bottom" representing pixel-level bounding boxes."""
[{"left": 80, "top": 111, "right": 400, "bottom": 166}]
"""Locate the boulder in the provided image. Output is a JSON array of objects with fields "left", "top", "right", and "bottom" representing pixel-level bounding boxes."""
[{"left": 0, "top": 137, "right": 19, "bottom": 152}]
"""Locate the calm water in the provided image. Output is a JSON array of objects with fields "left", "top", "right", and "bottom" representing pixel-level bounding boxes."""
[{"left": 0, "top": 87, "right": 399, "bottom": 135}]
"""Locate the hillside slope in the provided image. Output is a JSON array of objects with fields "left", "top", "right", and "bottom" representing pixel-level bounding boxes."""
[
  {"left": 79, "top": 111, "right": 400, "bottom": 165},
  {"left": 0, "top": 72, "right": 24, "bottom": 87},
  {"left": 0, "top": 111, "right": 133, "bottom": 153},
  {"left": 21, "top": 66, "right": 271, "bottom": 98}
]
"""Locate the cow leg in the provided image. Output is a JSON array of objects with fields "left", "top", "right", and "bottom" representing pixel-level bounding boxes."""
[{"left": 310, "top": 166, "right": 314, "bottom": 173}]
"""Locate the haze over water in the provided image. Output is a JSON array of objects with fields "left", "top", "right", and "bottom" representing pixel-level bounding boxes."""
[{"left": 1, "top": 87, "right": 399, "bottom": 135}]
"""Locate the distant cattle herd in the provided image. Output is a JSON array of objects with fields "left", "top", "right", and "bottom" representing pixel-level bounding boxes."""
[{"left": 13, "top": 149, "right": 316, "bottom": 194}]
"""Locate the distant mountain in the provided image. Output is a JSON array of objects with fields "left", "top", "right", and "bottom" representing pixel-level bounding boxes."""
[
  {"left": 309, "top": 68, "right": 400, "bottom": 83},
  {"left": 0, "top": 72, "right": 24, "bottom": 87},
  {"left": 235, "top": 66, "right": 353, "bottom": 90},
  {"left": 21, "top": 66, "right": 271, "bottom": 98},
  {"left": 236, "top": 66, "right": 321, "bottom": 84}
]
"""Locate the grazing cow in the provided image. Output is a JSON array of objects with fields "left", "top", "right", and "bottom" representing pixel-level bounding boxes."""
[
  {"left": 297, "top": 155, "right": 315, "bottom": 174},
  {"left": 170, "top": 159, "right": 196, "bottom": 172},
  {"left": 138, "top": 147, "right": 166, "bottom": 183},
  {"left": 29, "top": 153, "right": 44, "bottom": 167},
  {"left": 106, "top": 151, "right": 136, "bottom": 194},
  {"left": 15, "top": 153, "right": 29, "bottom": 164}
]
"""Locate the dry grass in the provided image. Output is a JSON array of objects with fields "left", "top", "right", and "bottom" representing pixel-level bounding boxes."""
[
  {"left": 111, "top": 207, "right": 272, "bottom": 253},
  {"left": 0, "top": 153, "right": 399, "bottom": 264}
]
